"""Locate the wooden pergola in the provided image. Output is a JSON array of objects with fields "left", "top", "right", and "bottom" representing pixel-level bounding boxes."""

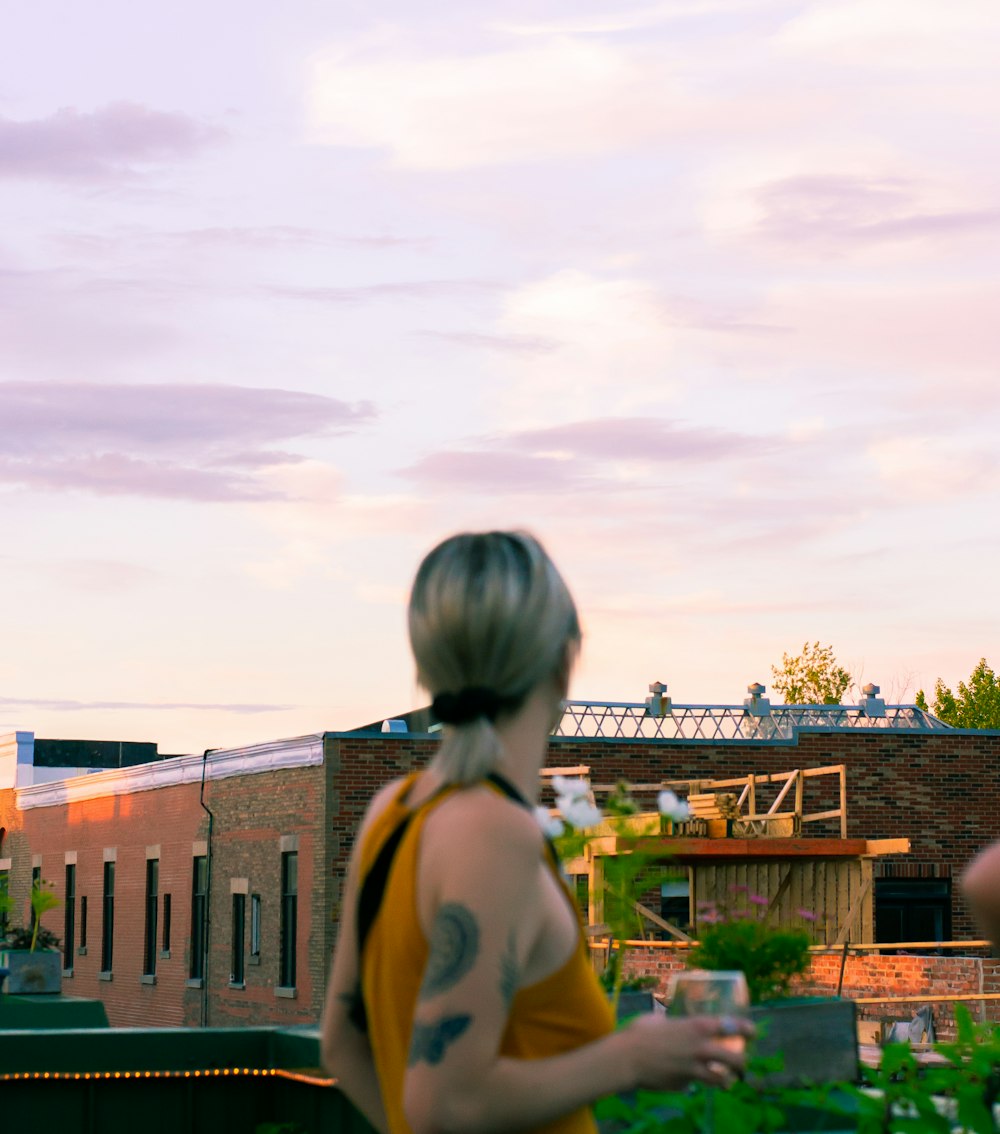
[{"left": 543, "top": 765, "right": 910, "bottom": 947}]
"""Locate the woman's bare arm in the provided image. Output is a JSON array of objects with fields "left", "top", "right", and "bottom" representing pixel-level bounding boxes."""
[
  {"left": 962, "top": 841, "right": 1000, "bottom": 947},
  {"left": 403, "top": 792, "right": 748, "bottom": 1134},
  {"left": 320, "top": 782, "right": 403, "bottom": 1134}
]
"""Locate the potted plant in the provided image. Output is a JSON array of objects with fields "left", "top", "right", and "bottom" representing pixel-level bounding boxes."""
[
  {"left": 688, "top": 890, "right": 857, "bottom": 1085},
  {"left": 0, "top": 878, "right": 63, "bottom": 995}
]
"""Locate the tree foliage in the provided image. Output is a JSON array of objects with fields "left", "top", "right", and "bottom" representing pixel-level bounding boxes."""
[
  {"left": 916, "top": 658, "right": 1000, "bottom": 729},
  {"left": 771, "top": 641, "right": 851, "bottom": 705}
]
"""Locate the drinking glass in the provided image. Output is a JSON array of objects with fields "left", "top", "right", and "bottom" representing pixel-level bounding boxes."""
[{"left": 668, "top": 969, "right": 750, "bottom": 1055}]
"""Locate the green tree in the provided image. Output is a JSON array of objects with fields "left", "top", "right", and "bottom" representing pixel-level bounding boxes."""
[
  {"left": 916, "top": 658, "right": 1000, "bottom": 728},
  {"left": 771, "top": 641, "right": 852, "bottom": 705}
]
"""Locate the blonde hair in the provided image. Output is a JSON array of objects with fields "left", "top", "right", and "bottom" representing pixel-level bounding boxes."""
[{"left": 408, "top": 531, "right": 580, "bottom": 784}]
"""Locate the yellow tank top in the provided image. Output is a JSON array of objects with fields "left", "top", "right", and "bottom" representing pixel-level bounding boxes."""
[{"left": 358, "top": 773, "right": 615, "bottom": 1134}]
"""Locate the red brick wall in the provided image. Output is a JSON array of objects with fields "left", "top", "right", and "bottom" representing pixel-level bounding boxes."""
[
  {"left": 3, "top": 782, "right": 207, "bottom": 1027},
  {"left": 206, "top": 763, "right": 328, "bottom": 1027},
  {"left": 620, "top": 943, "right": 1000, "bottom": 1041},
  {"left": 327, "top": 730, "right": 1000, "bottom": 939},
  {"left": 1, "top": 761, "right": 331, "bottom": 1030}
]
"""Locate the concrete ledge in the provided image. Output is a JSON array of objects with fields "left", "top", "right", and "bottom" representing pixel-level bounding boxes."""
[
  {"left": 274, "top": 986, "right": 297, "bottom": 1000},
  {"left": 98, "top": 971, "right": 113, "bottom": 982}
]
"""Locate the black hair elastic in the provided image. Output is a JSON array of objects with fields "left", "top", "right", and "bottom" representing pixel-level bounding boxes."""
[{"left": 432, "top": 686, "right": 506, "bottom": 725}]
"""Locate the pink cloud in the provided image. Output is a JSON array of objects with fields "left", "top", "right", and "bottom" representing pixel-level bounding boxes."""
[
  {"left": 399, "top": 450, "right": 579, "bottom": 492},
  {"left": 0, "top": 694, "right": 293, "bottom": 714},
  {"left": 505, "top": 417, "right": 771, "bottom": 463},
  {"left": 416, "top": 330, "right": 560, "bottom": 354},
  {"left": 755, "top": 175, "right": 1000, "bottom": 247},
  {"left": 0, "top": 382, "right": 374, "bottom": 501},
  {"left": 267, "top": 279, "right": 499, "bottom": 304},
  {"left": 399, "top": 417, "right": 774, "bottom": 496},
  {"left": 0, "top": 102, "right": 225, "bottom": 180}
]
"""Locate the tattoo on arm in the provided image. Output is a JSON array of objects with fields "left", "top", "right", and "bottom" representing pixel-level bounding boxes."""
[
  {"left": 408, "top": 1014, "right": 472, "bottom": 1066},
  {"left": 499, "top": 930, "right": 519, "bottom": 1008},
  {"left": 420, "top": 903, "right": 480, "bottom": 999}
]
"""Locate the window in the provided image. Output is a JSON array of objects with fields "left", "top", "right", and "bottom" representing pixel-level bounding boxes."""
[
  {"left": 0, "top": 868, "right": 10, "bottom": 940},
  {"left": 279, "top": 852, "right": 298, "bottom": 988},
  {"left": 190, "top": 857, "right": 208, "bottom": 980},
  {"left": 875, "top": 878, "right": 951, "bottom": 945},
  {"left": 101, "top": 862, "right": 115, "bottom": 972},
  {"left": 231, "top": 893, "right": 246, "bottom": 985},
  {"left": 250, "top": 893, "right": 262, "bottom": 960},
  {"left": 80, "top": 895, "right": 88, "bottom": 950},
  {"left": 143, "top": 859, "right": 159, "bottom": 976},
  {"left": 162, "top": 893, "right": 172, "bottom": 954},
  {"left": 64, "top": 864, "right": 76, "bottom": 969}
]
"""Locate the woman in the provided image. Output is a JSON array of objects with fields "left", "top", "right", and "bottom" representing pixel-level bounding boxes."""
[{"left": 321, "top": 531, "right": 749, "bottom": 1134}]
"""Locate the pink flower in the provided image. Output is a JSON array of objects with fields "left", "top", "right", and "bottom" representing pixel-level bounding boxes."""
[
  {"left": 797, "top": 908, "right": 817, "bottom": 922},
  {"left": 748, "top": 894, "right": 769, "bottom": 906}
]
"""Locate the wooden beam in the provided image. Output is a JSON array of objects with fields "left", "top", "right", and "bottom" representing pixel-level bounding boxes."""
[
  {"left": 631, "top": 899, "right": 694, "bottom": 943},
  {"left": 834, "top": 875, "right": 873, "bottom": 945},
  {"left": 864, "top": 838, "right": 911, "bottom": 855},
  {"left": 764, "top": 868, "right": 794, "bottom": 922}
]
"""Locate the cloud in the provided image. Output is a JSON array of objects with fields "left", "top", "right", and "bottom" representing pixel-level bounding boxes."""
[
  {"left": 493, "top": 0, "right": 778, "bottom": 36},
  {"left": 754, "top": 175, "right": 1000, "bottom": 247},
  {"left": 399, "top": 416, "right": 770, "bottom": 493},
  {"left": 777, "top": 0, "right": 1000, "bottom": 70},
  {"left": 267, "top": 279, "right": 498, "bottom": 304},
  {"left": 0, "top": 103, "right": 225, "bottom": 181},
  {"left": 416, "top": 330, "right": 560, "bottom": 354},
  {"left": 506, "top": 417, "right": 771, "bottom": 463},
  {"left": 0, "top": 695, "right": 293, "bottom": 714},
  {"left": 867, "top": 437, "right": 998, "bottom": 501},
  {"left": 168, "top": 226, "right": 423, "bottom": 251},
  {"left": 399, "top": 450, "right": 578, "bottom": 493},
  {"left": 491, "top": 270, "right": 681, "bottom": 423},
  {"left": 0, "top": 382, "right": 374, "bottom": 501},
  {"left": 305, "top": 36, "right": 750, "bottom": 170}
]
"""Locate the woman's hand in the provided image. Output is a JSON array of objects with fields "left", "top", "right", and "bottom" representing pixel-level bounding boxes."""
[{"left": 621, "top": 1013, "right": 754, "bottom": 1090}]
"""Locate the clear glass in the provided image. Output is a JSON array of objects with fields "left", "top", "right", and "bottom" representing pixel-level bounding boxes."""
[{"left": 668, "top": 969, "right": 750, "bottom": 1054}]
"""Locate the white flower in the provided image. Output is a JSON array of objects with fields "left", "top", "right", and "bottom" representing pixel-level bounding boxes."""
[
  {"left": 551, "top": 775, "right": 590, "bottom": 800},
  {"left": 658, "top": 790, "right": 691, "bottom": 822},
  {"left": 534, "top": 807, "right": 565, "bottom": 840},
  {"left": 557, "top": 795, "right": 603, "bottom": 830}
]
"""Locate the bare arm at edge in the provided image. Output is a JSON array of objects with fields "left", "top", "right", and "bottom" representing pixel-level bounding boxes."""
[{"left": 962, "top": 841, "right": 1000, "bottom": 948}]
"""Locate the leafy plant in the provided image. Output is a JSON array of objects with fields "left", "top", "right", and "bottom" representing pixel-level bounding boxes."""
[
  {"left": 686, "top": 891, "right": 812, "bottom": 1005},
  {"left": 917, "top": 658, "right": 1000, "bottom": 729},
  {"left": 596, "top": 1007, "right": 1000, "bottom": 1134},
  {"left": 771, "top": 641, "right": 852, "bottom": 705},
  {"left": 543, "top": 778, "right": 690, "bottom": 1014},
  {"left": 2, "top": 878, "right": 61, "bottom": 951}
]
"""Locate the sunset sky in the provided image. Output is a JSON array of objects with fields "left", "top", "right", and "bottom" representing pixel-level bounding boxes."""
[{"left": 2, "top": 0, "right": 998, "bottom": 754}]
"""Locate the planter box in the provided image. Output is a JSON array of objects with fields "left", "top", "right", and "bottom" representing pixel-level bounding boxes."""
[
  {"left": 750, "top": 997, "right": 858, "bottom": 1086},
  {"left": 1, "top": 949, "right": 63, "bottom": 994},
  {"left": 614, "top": 990, "right": 665, "bottom": 1021}
]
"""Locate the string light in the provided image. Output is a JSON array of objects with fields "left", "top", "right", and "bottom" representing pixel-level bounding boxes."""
[{"left": 0, "top": 1067, "right": 286, "bottom": 1083}]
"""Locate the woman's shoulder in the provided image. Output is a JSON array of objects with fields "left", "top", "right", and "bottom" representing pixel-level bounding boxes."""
[{"left": 424, "top": 780, "right": 545, "bottom": 859}]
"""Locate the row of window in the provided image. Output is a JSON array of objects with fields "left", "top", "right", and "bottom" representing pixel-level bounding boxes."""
[{"left": 3, "top": 851, "right": 298, "bottom": 990}]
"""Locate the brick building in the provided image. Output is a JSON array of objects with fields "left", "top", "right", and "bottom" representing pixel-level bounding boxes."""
[{"left": 2, "top": 692, "right": 999, "bottom": 1029}]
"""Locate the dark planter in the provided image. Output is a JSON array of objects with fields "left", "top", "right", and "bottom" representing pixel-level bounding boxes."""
[
  {"left": 750, "top": 996, "right": 858, "bottom": 1086},
  {"left": 0, "top": 949, "right": 63, "bottom": 994},
  {"left": 614, "top": 989, "right": 665, "bottom": 1021}
]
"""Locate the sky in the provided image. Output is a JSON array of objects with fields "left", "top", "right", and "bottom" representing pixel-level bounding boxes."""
[{"left": 1, "top": 0, "right": 998, "bottom": 754}]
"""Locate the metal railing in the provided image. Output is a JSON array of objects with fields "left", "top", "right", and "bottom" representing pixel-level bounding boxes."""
[{"left": 554, "top": 702, "right": 949, "bottom": 741}]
